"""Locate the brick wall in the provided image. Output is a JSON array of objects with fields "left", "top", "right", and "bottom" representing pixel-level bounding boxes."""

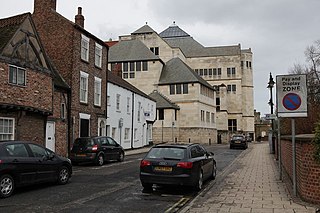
[{"left": 281, "top": 135, "right": 320, "bottom": 204}]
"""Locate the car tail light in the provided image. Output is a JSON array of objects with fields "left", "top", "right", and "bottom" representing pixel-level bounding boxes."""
[
  {"left": 92, "top": 145, "right": 98, "bottom": 152},
  {"left": 0, "top": 160, "right": 2, "bottom": 164},
  {"left": 177, "top": 162, "right": 193, "bottom": 169},
  {"left": 140, "top": 160, "right": 151, "bottom": 167}
]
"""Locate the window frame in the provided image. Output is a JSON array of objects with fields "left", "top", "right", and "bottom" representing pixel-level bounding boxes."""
[
  {"left": 94, "top": 77, "right": 102, "bottom": 106},
  {"left": 9, "top": 65, "right": 26, "bottom": 86},
  {"left": 94, "top": 43, "right": 102, "bottom": 68},
  {"left": 81, "top": 34, "right": 90, "bottom": 62},
  {"left": 0, "top": 117, "right": 14, "bottom": 141},
  {"left": 80, "top": 71, "right": 89, "bottom": 103}
]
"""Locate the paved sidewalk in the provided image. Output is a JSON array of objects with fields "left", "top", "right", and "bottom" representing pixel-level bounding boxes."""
[{"left": 182, "top": 142, "right": 317, "bottom": 213}]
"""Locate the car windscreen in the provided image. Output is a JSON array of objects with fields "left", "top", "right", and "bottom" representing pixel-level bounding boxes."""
[
  {"left": 146, "top": 147, "right": 186, "bottom": 160},
  {"left": 73, "top": 138, "right": 94, "bottom": 147},
  {"left": 232, "top": 136, "right": 244, "bottom": 140}
]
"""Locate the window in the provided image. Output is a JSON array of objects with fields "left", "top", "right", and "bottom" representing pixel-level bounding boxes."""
[
  {"left": 249, "top": 61, "right": 252, "bottom": 68},
  {"left": 9, "top": 65, "right": 26, "bottom": 86},
  {"left": 116, "top": 94, "right": 120, "bottom": 111},
  {"left": 61, "top": 103, "right": 66, "bottom": 119},
  {"left": 136, "top": 62, "right": 141, "bottom": 71},
  {"left": 227, "top": 67, "right": 236, "bottom": 77},
  {"left": 95, "top": 43, "right": 102, "bottom": 68},
  {"left": 158, "top": 109, "right": 164, "bottom": 120},
  {"left": 123, "top": 62, "right": 128, "bottom": 79},
  {"left": 176, "top": 84, "right": 182, "bottom": 94},
  {"left": 150, "top": 47, "right": 159, "bottom": 55},
  {"left": 241, "top": 61, "right": 244, "bottom": 67},
  {"left": 112, "top": 127, "right": 116, "bottom": 139},
  {"left": 124, "top": 128, "right": 130, "bottom": 140},
  {"left": 81, "top": 34, "right": 90, "bottom": 61},
  {"left": 94, "top": 77, "right": 102, "bottom": 106},
  {"left": 211, "top": 113, "right": 215, "bottom": 123},
  {"left": 29, "top": 144, "right": 47, "bottom": 158},
  {"left": 137, "top": 102, "right": 141, "bottom": 122},
  {"left": 201, "top": 110, "right": 205, "bottom": 122},
  {"left": 216, "top": 98, "right": 220, "bottom": 111},
  {"left": 134, "top": 128, "right": 138, "bottom": 140},
  {"left": 170, "top": 85, "right": 175, "bottom": 95},
  {"left": 0, "top": 118, "right": 14, "bottom": 140},
  {"left": 129, "top": 62, "right": 135, "bottom": 78},
  {"left": 228, "top": 119, "right": 237, "bottom": 132},
  {"left": 246, "top": 61, "right": 249, "bottom": 68},
  {"left": 127, "top": 97, "right": 130, "bottom": 114},
  {"left": 206, "top": 111, "right": 210, "bottom": 123},
  {"left": 80, "top": 71, "right": 88, "bottom": 103},
  {"left": 227, "top": 84, "right": 236, "bottom": 93},
  {"left": 142, "top": 61, "right": 148, "bottom": 71},
  {"left": 208, "top": 69, "right": 212, "bottom": 77},
  {"left": 212, "top": 68, "right": 221, "bottom": 78},
  {"left": 183, "top": 83, "right": 188, "bottom": 94},
  {"left": 6, "top": 144, "right": 28, "bottom": 157},
  {"left": 107, "top": 95, "right": 110, "bottom": 106}
]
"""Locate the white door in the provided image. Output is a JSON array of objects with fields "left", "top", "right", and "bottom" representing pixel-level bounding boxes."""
[{"left": 46, "top": 121, "right": 55, "bottom": 152}]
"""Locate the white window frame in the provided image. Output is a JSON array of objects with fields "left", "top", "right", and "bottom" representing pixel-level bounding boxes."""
[
  {"left": 95, "top": 43, "right": 102, "bottom": 68},
  {"left": 125, "top": 128, "right": 130, "bottom": 140},
  {"left": 116, "top": 94, "right": 121, "bottom": 111},
  {"left": 0, "top": 117, "right": 15, "bottom": 140},
  {"left": 81, "top": 34, "right": 90, "bottom": 62},
  {"left": 94, "top": 77, "right": 102, "bottom": 106},
  {"left": 80, "top": 71, "right": 89, "bottom": 103},
  {"left": 9, "top": 65, "right": 26, "bottom": 86}
]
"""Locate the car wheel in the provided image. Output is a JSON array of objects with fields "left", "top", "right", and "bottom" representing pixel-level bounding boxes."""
[
  {"left": 194, "top": 170, "right": 203, "bottom": 191},
  {"left": 0, "top": 174, "right": 14, "bottom": 198},
  {"left": 117, "top": 151, "right": 125, "bottom": 162},
  {"left": 95, "top": 154, "right": 104, "bottom": 166},
  {"left": 57, "top": 166, "right": 70, "bottom": 185},
  {"left": 141, "top": 182, "right": 153, "bottom": 191},
  {"left": 211, "top": 163, "right": 217, "bottom": 180}
]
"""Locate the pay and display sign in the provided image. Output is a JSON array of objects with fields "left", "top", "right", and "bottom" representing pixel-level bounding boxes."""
[{"left": 276, "top": 74, "right": 308, "bottom": 117}]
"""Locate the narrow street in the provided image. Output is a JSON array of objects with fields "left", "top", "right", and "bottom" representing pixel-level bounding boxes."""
[{"left": 0, "top": 144, "right": 243, "bottom": 213}]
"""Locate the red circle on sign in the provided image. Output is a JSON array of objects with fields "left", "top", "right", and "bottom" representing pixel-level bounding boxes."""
[{"left": 282, "top": 93, "right": 301, "bottom": 111}]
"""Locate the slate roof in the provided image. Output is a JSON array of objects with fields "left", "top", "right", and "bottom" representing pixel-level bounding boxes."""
[
  {"left": 160, "top": 24, "right": 241, "bottom": 57},
  {"left": 132, "top": 24, "right": 156, "bottom": 35},
  {"left": 159, "top": 57, "right": 213, "bottom": 89},
  {"left": 109, "top": 39, "right": 160, "bottom": 62},
  {"left": 107, "top": 71, "right": 155, "bottom": 101},
  {"left": 159, "top": 25, "right": 189, "bottom": 38},
  {"left": 0, "top": 13, "right": 29, "bottom": 53},
  {"left": 149, "top": 90, "right": 180, "bottom": 110}
]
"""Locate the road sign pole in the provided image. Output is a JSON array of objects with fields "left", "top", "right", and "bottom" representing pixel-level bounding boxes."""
[
  {"left": 292, "top": 118, "right": 297, "bottom": 196},
  {"left": 278, "top": 117, "right": 282, "bottom": 180}
]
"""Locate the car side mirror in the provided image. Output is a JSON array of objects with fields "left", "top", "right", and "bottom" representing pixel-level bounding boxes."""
[
  {"left": 209, "top": 152, "right": 214, "bottom": 156},
  {"left": 48, "top": 153, "right": 55, "bottom": 160}
]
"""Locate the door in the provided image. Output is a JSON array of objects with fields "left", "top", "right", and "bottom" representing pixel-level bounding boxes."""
[
  {"left": 80, "top": 118, "right": 89, "bottom": 137},
  {"left": 46, "top": 121, "right": 55, "bottom": 152}
]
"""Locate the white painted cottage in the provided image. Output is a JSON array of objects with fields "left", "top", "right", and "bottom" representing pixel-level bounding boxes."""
[{"left": 106, "top": 71, "right": 156, "bottom": 149}]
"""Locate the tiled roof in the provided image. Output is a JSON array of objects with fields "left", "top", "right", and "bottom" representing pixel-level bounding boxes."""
[
  {"left": 159, "top": 25, "right": 190, "bottom": 38},
  {"left": 149, "top": 90, "right": 180, "bottom": 110},
  {"left": 159, "top": 57, "right": 213, "bottom": 89},
  {"left": 0, "top": 13, "right": 29, "bottom": 52},
  {"left": 109, "top": 39, "right": 160, "bottom": 62},
  {"left": 132, "top": 24, "right": 156, "bottom": 35},
  {"left": 107, "top": 71, "right": 155, "bottom": 101}
]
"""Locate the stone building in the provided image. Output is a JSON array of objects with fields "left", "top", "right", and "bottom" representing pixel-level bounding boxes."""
[
  {"left": 109, "top": 23, "right": 254, "bottom": 144},
  {"left": 0, "top": 13, "right": 69, "bottom": 156},
  {"left": 32, "top": 0, "right": 109, "bottom": 152}
]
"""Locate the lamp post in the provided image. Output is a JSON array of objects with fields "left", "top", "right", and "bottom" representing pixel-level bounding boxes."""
[{"left": 267, "top": 72, "right": 275, "bottom": 153}]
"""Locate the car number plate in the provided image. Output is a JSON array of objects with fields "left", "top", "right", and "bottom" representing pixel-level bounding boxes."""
[
  {"left": 154, "top": 166, "right": 172, "bottom": 172},
  {"left": 235, "top": 140, "right": 241, "bottom": 143},
  {"left": 76, "top": 154, "right": 86, "bottom": 157}
]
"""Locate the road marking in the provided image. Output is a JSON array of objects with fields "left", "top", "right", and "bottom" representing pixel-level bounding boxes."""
[{"left": 165, "top": 197, "right": 191, "bottom": 213}]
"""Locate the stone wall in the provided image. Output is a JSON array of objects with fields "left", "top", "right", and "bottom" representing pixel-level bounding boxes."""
[{"left": 281, "top": 135, "right": 320, "bottom": 204}]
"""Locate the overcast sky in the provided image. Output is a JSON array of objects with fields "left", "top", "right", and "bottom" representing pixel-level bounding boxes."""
[{"left": 1, "top": 0, "right": 320, "bottom": 116}]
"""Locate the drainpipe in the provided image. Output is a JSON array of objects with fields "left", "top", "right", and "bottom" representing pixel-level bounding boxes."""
[{"left": 131, "top": 93, "right": 134, "bottom": 149}]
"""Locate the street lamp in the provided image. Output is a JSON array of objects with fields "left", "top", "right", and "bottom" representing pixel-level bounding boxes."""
[{"left": 267, "top": 72, "right": 275, "bottom": 153}]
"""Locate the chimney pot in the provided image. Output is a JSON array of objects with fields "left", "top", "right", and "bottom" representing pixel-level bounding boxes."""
[{"left": 75, "top": 7, "right": 85, "bottom": 28}]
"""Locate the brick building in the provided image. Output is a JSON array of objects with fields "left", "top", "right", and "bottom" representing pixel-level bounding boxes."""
[
  {"left": 0, "top": 13, "right": 62, "bottom": 147},
  {"left": 32, "top": 0, "right": 109, "bottom": 153}
]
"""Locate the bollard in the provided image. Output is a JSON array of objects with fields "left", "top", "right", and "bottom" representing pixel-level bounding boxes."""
[
  {"left": 209, "top": 138, "right": 211, "bottom": 145},
  {"left": 189, "top": 138, "right": 191, "bottom": 143}
]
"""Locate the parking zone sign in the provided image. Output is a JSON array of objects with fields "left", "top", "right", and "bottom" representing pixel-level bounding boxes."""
[{"left": 276, "top": 74, "right": 307, "bottom": 117}]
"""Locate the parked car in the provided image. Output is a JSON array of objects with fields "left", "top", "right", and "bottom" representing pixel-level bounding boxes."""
[
  {"left": 0, "top": 141, "right": 72, "bottom": 198},
  {"left": 245, "top": 135, "right": 252, "bottom": 143},
  {"left": 70, "top": 136, "right": 125, "bottom": 166},
  {"left": 230, "top": 135, "right": 248, "bottom": 149},
  {"left": 140, "top": 143, "right": 216, "bottom": 191}
]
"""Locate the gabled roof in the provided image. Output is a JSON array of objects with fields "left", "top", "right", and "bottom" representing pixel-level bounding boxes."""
[
  {"left": 159, "top": 24, "right": 190, "bottom": 38},
  {"left": 159, "top": 57, "right": 213, "bottom": 89},
  {"left": 149, "top": 90, "right": 180, "bottom": 110},
  {"left": 108, "top": 71, "right": 155, "bottom": 101},
  {"left": 132, "top": 24, "right": 156, "bottom": 35},
  {"left": 109, "top": 39, "right": 160, "bottom": 62},
  {"left": 0, "top": 13, "right": 29, "bottom": 53}
]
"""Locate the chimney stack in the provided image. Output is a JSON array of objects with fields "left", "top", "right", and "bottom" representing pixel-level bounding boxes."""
[
  {"left": 34, "top": 0, "right": 57, "bottom": 14},
  {"left": 75, "top": 7, "right": 85, "bottom": 28}
]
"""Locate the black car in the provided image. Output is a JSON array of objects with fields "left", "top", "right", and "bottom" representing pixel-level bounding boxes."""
[
  {"left": 140, "top": 143, "right": 216, "bottom": 191},
  {"left": 230, "top": 135, "right": 248, "bottom": 149},
  {"left": 70, "top": 136, "right": 125, "bottom": 166},
  {"left": 0, "top": 141, "right": 72, "bottom": 198}
]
